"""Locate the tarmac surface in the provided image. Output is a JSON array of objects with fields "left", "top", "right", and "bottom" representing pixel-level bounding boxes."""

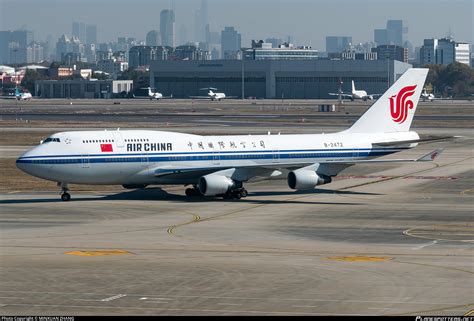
[{"left": 0, "top": 99, "right": 473, "bottom": 315}]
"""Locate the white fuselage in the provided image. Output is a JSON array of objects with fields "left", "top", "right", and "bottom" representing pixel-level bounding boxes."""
[
  {"left": 17, "top": 92, "right": 32, "bottom": 100},
  {"left": 352, "top": 90, "right": 370, "bottom": 100},
  {"left": 209, "top": 91, "right": 226, "bottom": 101},
  {"left": 16, "top": 130, "right": 419, "bottom": 186}
]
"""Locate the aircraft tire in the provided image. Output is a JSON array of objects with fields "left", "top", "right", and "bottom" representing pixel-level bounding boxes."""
[{"left": 61, "top": 193, "right": 71, "bottom": 202}]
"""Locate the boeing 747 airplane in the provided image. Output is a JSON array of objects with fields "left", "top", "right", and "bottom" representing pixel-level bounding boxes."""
[{"left": 17, "top": 68, "right": 443, "bottom": 201}]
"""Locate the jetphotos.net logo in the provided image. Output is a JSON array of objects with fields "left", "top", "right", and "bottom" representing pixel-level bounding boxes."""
[{"left": 389, "top": 85, "right": 417, "bottom": 124}]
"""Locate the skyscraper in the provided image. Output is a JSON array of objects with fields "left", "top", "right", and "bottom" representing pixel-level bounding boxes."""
[
  {"left": 221, "top": 26, "right": 241, "bottom": 59},
  {"left": 374, "top": 20, "right": 403, "bottom": 46},
  {"left": 199, "top": 0, "right": 208, "bottom": 42},
  {"left": 160, "top": 9, "right": 175, "bottom": 47},
  {"left": 86, "top": 25, "right": 97, "bottom": 45},
  {"left": 420, "top": 38, "right": 471, "bottom": 66},
  {"left": 325, "top": 36, "right": 352, "bottom": 53},
  {"left": 72, "top": 21, "right": 86, "bottom": 43},
  {"left": 146, "top": 30, "right": 160, "bottom": 46},
  {"left": 386, "top": 20, "right": 403, "bottom": 46}
]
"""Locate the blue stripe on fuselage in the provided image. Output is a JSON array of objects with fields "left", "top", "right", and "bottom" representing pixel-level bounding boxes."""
[{"left": 16, "top": 149, "right": 400, "bottom": 165}]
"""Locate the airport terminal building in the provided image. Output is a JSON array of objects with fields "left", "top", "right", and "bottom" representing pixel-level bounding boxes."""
[
  {"left": 150, "top": 59, "right": 412, "bottom": 99},
  {"left": 35, "top": 79, "right": 133, "bottom": 99}
]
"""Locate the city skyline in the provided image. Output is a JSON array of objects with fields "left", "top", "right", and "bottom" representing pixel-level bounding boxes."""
[{"left": 0, "top": 0, "right": 472, "bottom": 50}]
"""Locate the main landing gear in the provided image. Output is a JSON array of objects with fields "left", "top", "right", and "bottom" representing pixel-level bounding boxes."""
[
  {"left": 185, "top": 187, "right": 203, "bottom": 197},
  {"left": 184, "top": 186, "right": 249, "bottom": 200},
  {"left": 58, "top": 182, "right": 71, "bottom": 201},
  {"left": 222, "top": 188, "right": 248, "bottom": 200}
]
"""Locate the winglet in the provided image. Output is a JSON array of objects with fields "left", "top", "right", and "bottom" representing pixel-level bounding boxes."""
[{"left": 416, "top": 148, "right": 444, "bottom": 162}]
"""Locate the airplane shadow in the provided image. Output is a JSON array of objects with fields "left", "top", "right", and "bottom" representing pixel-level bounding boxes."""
[{"left": 0, "top": 187, "right": 371, "bottom": 206}]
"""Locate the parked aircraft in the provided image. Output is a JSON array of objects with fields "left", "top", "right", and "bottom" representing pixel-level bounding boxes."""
[
  {"left": 420, "top": 89, "right": 451, "bottom": 102},
  {"left": 143, "top": 87, "right": 172, "bottom": 100},
  {"left": 15, "top": 86, "right": 32, "bottom": 100},
  {"left": 330, "top": 80, "right": 381, "bottom": 101},
  {"left": 1, "top": 86, "right": 32, "bottom": 100},
  {"left": 190, "top": 87, "right": 237, "bottom": 101},
  {"left": 17, "top": 68, "right": 444, "bottom": 201}
]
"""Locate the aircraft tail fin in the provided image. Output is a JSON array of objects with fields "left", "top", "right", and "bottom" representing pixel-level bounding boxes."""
[
  {"left": 345, "top": 68, "right": 428, "bottom": 134},
  {"left": 351, "top": 80, "right": 356, "bottom": 93}
]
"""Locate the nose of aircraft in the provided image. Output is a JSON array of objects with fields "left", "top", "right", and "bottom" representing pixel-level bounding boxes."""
[{"left": 16, "top": 146, "right": 42, "bottom": 176}]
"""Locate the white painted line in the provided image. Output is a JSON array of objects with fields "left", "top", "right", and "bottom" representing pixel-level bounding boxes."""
[
  {"left": 413, "top": 240, "right": 438, "bottom": 250},
  {"left": 293, "top": 305, "right": 318, "bottom": 308},
  {"left": 217, "top": 303, "right": 243, "bottom": 306},
  {"left": 100, "top": 294, "right": 126, "bottom": 302},
  {"left": 5, "top": 303, "right": 370, "bottom": 315}
]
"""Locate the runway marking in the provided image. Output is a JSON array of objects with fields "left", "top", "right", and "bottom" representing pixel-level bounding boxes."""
[
  {"left": 292, "top": 305, "right": 318, "bottom": 308},
  {"left": 0, "top": 290, "right": 468, "bottom": 306},
  {"left": 461, "top": 188, "right": 474, "bottom": 195},
  {"left": 394, "top": 302, "right": 474, "bottom": 316},
  {"left": 3, "top": 303, "right": 372, "bottom": 315},
  {"left": 404, "top": 224, "right": 474, "bottom": 243},
  {"left": 141, "top": 297, "right": 174, "bottom": 301},
  {"left": 336, "top": 175, "right": 459, "bottom": 181},
  {"left": 167, "top": 213, "right": 201, "bottom": 236},
  {"left": 326, "top": 256, "right": 392, "bottom": 262},
  {"left": 218, "top": 303, "right": 242, "bottom": 306},
  {"left": 412, "top": 240, "right": 438, "bottom": 250},
  {"left": 64, "top": 249, "right": 132, "bottom": 256},
  {"left": 465, "top": 309, "right": 474, "bottom": 316},
  {"left": 100, "top": 294, "right": 127, "bottom": 302}
]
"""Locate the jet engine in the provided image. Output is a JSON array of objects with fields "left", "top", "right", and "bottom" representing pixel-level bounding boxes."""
[
  {"left": 287, "top": 169, "right": 331, "bottom": 190},
  {"left": 198, "top": 174, "right": 235, "bottom": 196}
]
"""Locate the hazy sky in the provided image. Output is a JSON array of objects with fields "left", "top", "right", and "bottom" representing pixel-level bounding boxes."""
[{"left": 0, "top": 0, "right": 472, "bottom": 49}]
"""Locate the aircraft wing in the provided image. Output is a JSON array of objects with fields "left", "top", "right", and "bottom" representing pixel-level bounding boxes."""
[
  {"left": 317, "top": 149, "right": 443, "bottom": 164},
  {"left": 329, "top": 93, "right": 353, "bottom": 98},
  {"left": 152, "top": 164, "right": 286, "bottom": 183}
]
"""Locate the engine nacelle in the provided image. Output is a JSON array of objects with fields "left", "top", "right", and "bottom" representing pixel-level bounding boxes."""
[
  {"left": 287, "top": 169, "right": 331, "bottom": 190},
  {"left": 198, "top": 174, "right": 235, "bottom": 196}
]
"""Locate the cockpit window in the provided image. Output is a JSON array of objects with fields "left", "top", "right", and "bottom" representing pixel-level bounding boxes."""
[{"left": 43, "top": 137, "right": 61, "bottom": 143}]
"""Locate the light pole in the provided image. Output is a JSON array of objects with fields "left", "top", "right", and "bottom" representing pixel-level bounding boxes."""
[
  {"left": 386, "top": 54, "right": 390, "bottom": 89},
  {"left": 241, "top": 48, "right": 245, "bottom": 100}
]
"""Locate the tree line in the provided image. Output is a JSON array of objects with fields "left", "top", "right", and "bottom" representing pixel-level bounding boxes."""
[{"left": 425, "top": 62, "right": 474, "bottom": 98}]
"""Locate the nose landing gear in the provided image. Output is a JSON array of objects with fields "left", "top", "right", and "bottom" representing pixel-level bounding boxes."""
[{"left": 58, "top": 182, "right": 71, "bottom": 201}]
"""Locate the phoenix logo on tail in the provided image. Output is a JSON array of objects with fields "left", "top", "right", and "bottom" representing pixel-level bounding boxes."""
[{"left": 389, "top": 85, "right": 417, "bottom": 124}]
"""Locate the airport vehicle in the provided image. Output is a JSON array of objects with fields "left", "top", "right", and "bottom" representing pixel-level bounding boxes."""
[
  {"left": 190, "top": 87, "right": 236, "bottom": 101},
  {"left": 330, "top": 80, "right": 381, "bottom": 101},
  {"left": 17, "top": 68, "right": 443, "bottom": 201}
]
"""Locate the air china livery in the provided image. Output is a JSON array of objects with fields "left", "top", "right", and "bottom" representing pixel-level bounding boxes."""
[
  {"left": 330, "top": 80, "right": 381, "bottom": 101},
  {"left": 17, "top": 68, "right": 442, "bottom": 201}
]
